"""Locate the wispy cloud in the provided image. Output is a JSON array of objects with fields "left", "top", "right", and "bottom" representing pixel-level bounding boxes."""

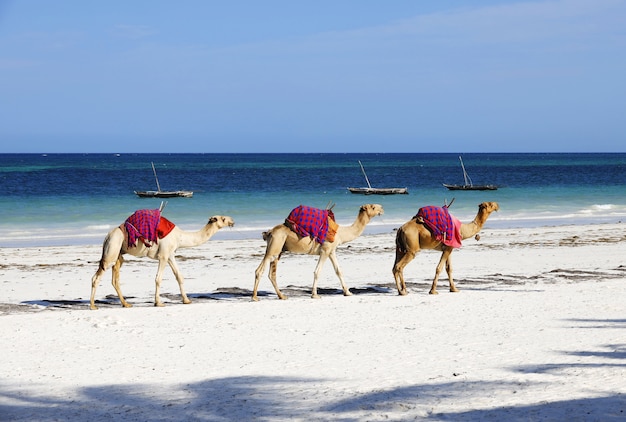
[
  {"left": 307, "top": 0, "right": 626, "bottom": 50},
  {"left": 198, "top": 0, "right": 623, "bottom": 68}
]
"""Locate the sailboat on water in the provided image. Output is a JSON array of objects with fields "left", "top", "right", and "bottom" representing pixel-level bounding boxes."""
[
  {"left": 347, "top": 160, "right": 408, "bottom": 195},
  {"left": 134, "top": 162, "right": 194, "bottom": 198},
  {"left": 443, "top": 156, "right": 498, "bottom": 191}
]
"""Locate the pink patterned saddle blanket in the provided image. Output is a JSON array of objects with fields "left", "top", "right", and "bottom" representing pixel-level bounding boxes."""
[
  {"left": 123, "top": 209, "right": 176, "bottom": 248},
  {"left": 285, "top": 205, "right": 336, "bottom": 244},
  {"left": 415, "top": 205, "right": 462, "bottom": 248}
]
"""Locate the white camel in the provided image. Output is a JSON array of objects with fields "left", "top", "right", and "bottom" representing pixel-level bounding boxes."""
[
  {"left": 90, "top": 214, "right": 234, "bottom": 309},
  {"left": 253, "top": 204, "right": 384, "bottom": 301}
]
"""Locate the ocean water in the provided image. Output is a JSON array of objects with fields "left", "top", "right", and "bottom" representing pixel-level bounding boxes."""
[{"left": 1, "top": 153, "right": 625, "bottom": 247}]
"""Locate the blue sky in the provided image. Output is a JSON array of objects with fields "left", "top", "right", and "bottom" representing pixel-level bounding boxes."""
[{"left": 1, "top": 0, "right": 625, "bottom": 153}]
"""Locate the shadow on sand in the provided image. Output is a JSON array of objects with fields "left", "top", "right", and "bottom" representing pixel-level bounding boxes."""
[
  {"left": 2, "top": 320, "right": 625, "bottom": 421},
  {"left": 1, "top": 376, "right": 624, "bottom": 421},
  {"left": 16, "top": 283, "right": 405, "bottom": 311}
]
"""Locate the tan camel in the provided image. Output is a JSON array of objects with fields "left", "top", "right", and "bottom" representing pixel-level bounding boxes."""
[
  {"left": 392, "top": 202, "right": 499, "bottom": 295},
  {"left": 90, "top": 215, "right": 234, "bottom": 309},
  {"left": 253, "top": 204, "right": 384, "bottom": 301}
]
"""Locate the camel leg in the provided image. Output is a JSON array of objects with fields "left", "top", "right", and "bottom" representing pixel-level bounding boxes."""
[
  {"left": 91, "top": 231, "right": 127, "bottom": 310},
  {"left": 153, "top": 258, "right": 168, "bottom": 307},
  {"left": 430, "top": 249, "right": 452, "bottom": 295},
  {"left": 90, "top": 265, "right": 106, "bottom": 310},
  {"left": 252, "top": 258, "right": 266, "bottom": 301},
  {"left": 168, "top": 256, "right": 191, "bottom": 305},
  {"left": 253, "top": 230, "right": 288, "bottom": 301},
  {"left": 268, "top": 257, "right": 287, "bottom": 300},
  {"left": 253, "top": 255, "right": 286, "bottom": 301},
  {"left": 445, "top": 253, "right": 459, "bottom": 292},
  {"left": 311, "top": 253, "right": 330, "bottom": 299},
  {"left": 392, "top": 249, "right": 415, "bottom": 296},
  {"left": 110, "top": 256, "right": 132, "bottom": 308},
  {"left": 328, "top": 250, "right": 352, "bottom": 297}
]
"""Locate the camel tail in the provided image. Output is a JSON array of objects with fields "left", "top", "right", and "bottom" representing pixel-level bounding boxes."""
[
  {"left": 96, "top": 233, "right": 112, "bottom": 271},
  {"left": 395, "top": 226, "right": 409, "bottom": 254},
  {"left": 262, "top": 230, "right": 271, "bottom": 242},
  {"left": 97, "top": 257, "right": 107, "bottom": 272},
  {"left": 97, "top": 226, "right": 124, "bottom": 272}
]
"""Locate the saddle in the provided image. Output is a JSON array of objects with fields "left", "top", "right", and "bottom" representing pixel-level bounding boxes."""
[
  {"left": 122, "top": 209, "right": 176, "bottom": 248},
  {"left": 285, "top": 205, "right": 337, "bottom": 244},
  {"left": 415, "top": 205, "right": 462, "bottom": 248}
]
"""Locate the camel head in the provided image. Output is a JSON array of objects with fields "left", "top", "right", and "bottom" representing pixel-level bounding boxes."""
[
  {"left": 208, "top": 215, "right": 235, "bottom": 228},
  {"left": 360, "top": 204, "right": 384, "bottom": 218},
  {"left": 470, "top": 202, "right": 499, "bottom": 231},
  {"left": 478, "top": 202, "right": 499, "bottom": 214}
]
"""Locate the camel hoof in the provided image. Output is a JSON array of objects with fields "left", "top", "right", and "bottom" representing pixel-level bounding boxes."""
[
  {"left": 154, "top": 302, "right": 165, "bottom": 307},
  {"left": 311, "top": 294, "right": 321, "bottom": 299},
  {"left": 278, "top": 295, "right": 287, "bottom": 300},
  {"left": 89, "top": 305, "right": 98, "bottom": 310},
  {"left": 183, "top": 299, "right": 192, "bottom": 304},
  {"left": 398, "top": 290, "right": 408, "bottom": 296},
  {"left": 429, "top": 290, "right": 439, "bottom": 295},
  {"left": 251, "top": 296, "right": 259, "bottom": 302},
  {"left": 122, "top": 303, "right": 133, "bottom": 308},
  {"left": 343, "top": 291, "right": 353, "bottom": 297},
  {"left": 450, "top": 288, "right": 459, "bottom": 293}
]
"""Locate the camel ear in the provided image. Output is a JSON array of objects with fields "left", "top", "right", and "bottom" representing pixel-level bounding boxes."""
[{"left": 209, "top": 216, "right": 218, "bottom": 224}]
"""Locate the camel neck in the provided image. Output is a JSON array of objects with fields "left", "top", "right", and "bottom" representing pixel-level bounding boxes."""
[
  {"left": 340, "top": 212, "right": 370, "bottom": 243},
  {"left": 177, "top": 224, "right": 218, "bottom": 248}
]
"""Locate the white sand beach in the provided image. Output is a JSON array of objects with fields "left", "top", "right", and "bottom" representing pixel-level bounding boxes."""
[{"left": 1, "top": 223, "right": 625, "bottom": 421}]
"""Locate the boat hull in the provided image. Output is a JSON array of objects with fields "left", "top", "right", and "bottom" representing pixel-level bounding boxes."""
[
  {"left": 442, "top": 184, "right": 497, "bottom": 191},
  {"left": 134, "top": 190, "right": 194, "bottom": 198},
  {"left": 348, "top": 187, "right": 408, "bottom": 195}
]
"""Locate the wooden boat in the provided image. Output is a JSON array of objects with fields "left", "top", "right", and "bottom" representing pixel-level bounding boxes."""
[
  {"left": 135, "top": 162, "right": 193, "bottom": 198},
  {"left": 348, "top": 186, "right": 408, "bottom": 195},
  {"left": 443, "top": 156, "right": 497, "bottom": 191},
  {"left": 135, "top": 190, "right": 193, "bottom": 198},
  {"left": 348, "top": 161, "right": 408, "bottom": 195}
]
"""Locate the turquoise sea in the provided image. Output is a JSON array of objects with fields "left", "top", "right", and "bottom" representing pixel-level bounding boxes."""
[{"left": 1, "top": 153, "right": 625, "bottom": 247}]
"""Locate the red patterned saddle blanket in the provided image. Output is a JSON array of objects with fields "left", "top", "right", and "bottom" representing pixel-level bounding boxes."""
[
  {"left": 285, "top": 205, "right": 337, "bottom": 244},
  {"left": 122, "top": 209, "right": 176, "bottom": 248},
  {"left": 415, "top": 205, "right": 462, "bottom": 248}
]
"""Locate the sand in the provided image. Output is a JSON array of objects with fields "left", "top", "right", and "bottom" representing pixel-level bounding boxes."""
[{"left": 0, "top": 223, "right": 625, "bottom": 421}]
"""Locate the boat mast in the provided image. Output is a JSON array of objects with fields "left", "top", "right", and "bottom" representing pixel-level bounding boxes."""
[
  {"left": 459, "top": 156, "right": 472, "bottom": 186},
  {"left": 358, "top": 160, "right": 372, "bottom": 189},
  {"left": 151, "top": 162, "right": 162, "bottom": 192}
]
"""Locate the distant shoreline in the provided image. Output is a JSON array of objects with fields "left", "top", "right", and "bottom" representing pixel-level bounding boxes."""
[{"left": 1, "top": 219, "right": 625, "bottom": 249}]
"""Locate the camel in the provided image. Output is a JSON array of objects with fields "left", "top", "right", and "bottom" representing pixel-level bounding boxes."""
[
  {"left": 253, "top": 204, "right": 384, "bottom": 301},
  {"left": 392, "top": 201, "right": 499, "bottom": 295},
  {"left": 90, "top": 214, "right": 234, "bottom": 309}
]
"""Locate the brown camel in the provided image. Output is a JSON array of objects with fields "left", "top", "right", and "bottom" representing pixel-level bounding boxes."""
[
  {"left": 253, "top": 204, "right": 384, "bottom": 301},
  {"left": 90, "top": 215, "right": 234, "bottom": 309},
  {"left": 392, "top": 201, "right": 499, "bottom": 295}
]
